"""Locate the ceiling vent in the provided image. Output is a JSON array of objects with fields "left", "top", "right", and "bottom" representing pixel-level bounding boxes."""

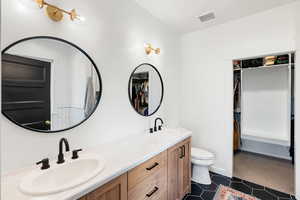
[{"left": 198, "top": 12, "right": 215, "bottom": 22}]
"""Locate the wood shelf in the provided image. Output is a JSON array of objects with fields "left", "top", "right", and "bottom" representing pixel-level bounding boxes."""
[
  {"left": 242, "top": 63, "right": 291, "bottom": 70},
  {"left": 233, "top": 63, "right": 293, "bottom": 72}
]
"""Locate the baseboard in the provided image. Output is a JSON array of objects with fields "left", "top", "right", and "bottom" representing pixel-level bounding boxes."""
[
  {"left": 240, "top": 138, "right": 291, "bottom": 160},
  {"left": 241, "top": 149, "right": 292, "bottom": 161},
  {"left": 241, "top": 131, "right": 290, "bottom": 146},
  {"left": 210, "top": 166, "right": 232, "bottom": 178}
]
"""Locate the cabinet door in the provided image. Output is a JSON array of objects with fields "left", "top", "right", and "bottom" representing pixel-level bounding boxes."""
[
  {"left": 167, "top": 144, "right": 180, "bottom": 200},
  {"left": 178, "top": 139, "right": 191, "bottom": 199},
  {"left": 167, "top": 138, "right": 191, "bottom": 200},
  {"left": 86, "top": 174, "right": 127, "bottom": 200}
]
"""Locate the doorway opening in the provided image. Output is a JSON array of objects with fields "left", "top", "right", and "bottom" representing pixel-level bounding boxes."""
[{"left": 232, "top": 52, "right": 295, "bottom": 195}]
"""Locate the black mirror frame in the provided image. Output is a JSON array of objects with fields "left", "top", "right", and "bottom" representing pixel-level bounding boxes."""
[
  {"left": 1, "top": 36, "right": 102, "bottom": 133},
  {"left": 128, "top": 63, "right": 164, "bottom": 117}
]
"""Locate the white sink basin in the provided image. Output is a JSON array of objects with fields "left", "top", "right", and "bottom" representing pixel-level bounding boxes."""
[{"left": 19, "top": 153, "right": 105, "bottom": 196}]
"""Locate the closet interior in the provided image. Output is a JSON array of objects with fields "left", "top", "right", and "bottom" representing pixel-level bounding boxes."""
[{"left": 233, "top": 52, "right": 295, "bottom": 194}]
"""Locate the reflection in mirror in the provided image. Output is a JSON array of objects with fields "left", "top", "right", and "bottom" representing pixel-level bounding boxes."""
[
  {"left": 128, "top": 63, "right": 163, "bottom": 116},
  {"left": 1, "top": 37, "right": 101, "bottom": 133}
]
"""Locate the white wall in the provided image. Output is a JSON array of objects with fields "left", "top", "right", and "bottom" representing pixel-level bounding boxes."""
[
  {"left": 242, "top": 67, "right": 290, "bottom": 144},
  {"left": 180, "top": 3, "right": 297, "bottom": 177},
  {"left": 1, "top": 0, "right": 181, "bottom": 173}
]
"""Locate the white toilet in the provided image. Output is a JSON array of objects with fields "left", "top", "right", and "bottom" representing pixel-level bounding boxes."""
[{"left": 191, "top": 147, "right": 215, "bottom": 185}]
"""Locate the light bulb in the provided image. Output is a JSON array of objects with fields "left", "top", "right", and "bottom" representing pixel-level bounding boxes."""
[
  {"left": 144, "top": 43, "right": 151, "bottom": 48},
  {"left": 76, "top": 15, "right": 86, "bottom": 22}
]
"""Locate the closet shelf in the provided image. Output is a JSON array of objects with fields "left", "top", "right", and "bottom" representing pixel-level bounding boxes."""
[{"left": 241, "top": 63, "right": 293, "bottom": 71}]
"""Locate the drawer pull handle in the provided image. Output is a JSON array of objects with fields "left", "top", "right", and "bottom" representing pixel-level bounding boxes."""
[
  {"left": 146, "top": 162, "right": 159, "bottom": 171},
  {"left": 146, "top": 186, "right": 159, "bottom": 197},
  {"left": 180, "top": 146, "right": 184, "bottom": 159}
]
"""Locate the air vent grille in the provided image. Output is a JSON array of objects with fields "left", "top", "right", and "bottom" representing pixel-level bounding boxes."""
[{"left": 198, "top": 12, "right": 215, "bottom": 22}]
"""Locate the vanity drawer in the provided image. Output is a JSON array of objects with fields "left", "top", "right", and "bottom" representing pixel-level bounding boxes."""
[
  {"left": 128, "top": 151, "right": 167, "bottom": 189},
  {"left": 128, "top": 166, "right": 167, "bottom": 200}
]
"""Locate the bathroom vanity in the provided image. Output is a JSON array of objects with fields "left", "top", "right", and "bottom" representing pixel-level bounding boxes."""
[
  {"left": 1, "top": 128, "right": 192, "bottom": 200},
  {"left": 78, "top": 137, "right": 190, "bottom": 200}
]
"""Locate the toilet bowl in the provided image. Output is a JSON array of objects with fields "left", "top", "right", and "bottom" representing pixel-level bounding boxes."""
[{"left": 191, "top": 147, "right": 215, "bottom": 185}]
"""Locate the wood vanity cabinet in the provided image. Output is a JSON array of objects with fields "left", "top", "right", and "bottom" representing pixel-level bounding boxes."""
[
  {"left": 81, "top": 174, "right": 127, "bottom": 200},
  {"left": 78, "top": 137, "right": 191, "bottom": 200},
  {"left": 167, "top": 138, "right": 191, "bottom": 200}
]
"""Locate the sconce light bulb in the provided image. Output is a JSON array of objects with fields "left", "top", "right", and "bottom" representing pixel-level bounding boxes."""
[
  {"left": 70, "top": 9, "right": 77, "bottom": 20},
  {"left": 145, "top": 48, "right": 152, "bottom": 55},
  {"left": 155, "top": 48, "right": 161, "bottom": 55},
  {"left": 35, "top": 0, "right": 44, "bottom": 8},
  {"left": 76, "top": 15, "right": 86, "bottom": 21}
]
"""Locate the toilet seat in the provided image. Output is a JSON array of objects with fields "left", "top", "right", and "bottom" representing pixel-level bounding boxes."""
[
  {"left": 191, "top": 147, "right": 214, "bottom": 160},
  {"left": 192, "top": 158, "right": 214, "bottom": 166}
]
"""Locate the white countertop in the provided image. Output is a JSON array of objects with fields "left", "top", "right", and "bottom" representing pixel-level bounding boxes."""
[{"left": 1, "top": 128, "right": 192, "bottom": 200}]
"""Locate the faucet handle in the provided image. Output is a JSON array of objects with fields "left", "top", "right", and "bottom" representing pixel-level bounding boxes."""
[
  {"left": 36, "top": 158, "right": 50, "bottom": 170},
  {"left": 72, "top": 149, "right": 82, "bottom": 159},
  {"left": 158, "top": 125, "right": 162, "bottom": 131},
  {"left": 150, "top": 128, "right": 154, "bottom": 133}
]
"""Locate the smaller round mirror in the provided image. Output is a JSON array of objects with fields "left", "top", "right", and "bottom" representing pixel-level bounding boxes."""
[{"left": 128, "top": 63, "right": 164, "bottom": 116}]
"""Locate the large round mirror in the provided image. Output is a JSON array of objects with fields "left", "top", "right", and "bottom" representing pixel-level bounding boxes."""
[
  {"left": 1, "top": 36, "right": 102, "bottom": 133},
  {"left": 128, "top": 63, "right": 164, "bottom": 116}
]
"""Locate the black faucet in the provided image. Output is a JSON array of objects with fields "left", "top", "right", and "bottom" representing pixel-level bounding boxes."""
[
  {"left": 154, "top": 117, "right": 164, "bottom": 132},
  {"left": 57, "top": 138, "right": 70, "bottom": 164}
]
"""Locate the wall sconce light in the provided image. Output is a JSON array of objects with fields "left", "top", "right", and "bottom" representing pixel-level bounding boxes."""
[
  {"left": 35, "top": 0, "right": 84, "bottom": 22},
  {"left": 145, "top": 44, "right": 160, "bottom": 55}
]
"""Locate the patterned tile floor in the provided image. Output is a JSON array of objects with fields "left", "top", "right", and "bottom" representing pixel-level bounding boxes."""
[{"left": 183, "top": 172, "right": 296, "bottom": 200}]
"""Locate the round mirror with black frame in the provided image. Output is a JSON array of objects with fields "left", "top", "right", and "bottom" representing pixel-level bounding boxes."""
[
  {"left": 1, "top": 36, "right": 102, "bottom": 133},
  {"left": 128, "top": 63, "right": 164, "bottom": 117}
]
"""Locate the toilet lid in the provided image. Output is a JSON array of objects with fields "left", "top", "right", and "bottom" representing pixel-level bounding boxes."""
[{"left": 191, "top": 147, "right": 214, "bottom": 160}]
